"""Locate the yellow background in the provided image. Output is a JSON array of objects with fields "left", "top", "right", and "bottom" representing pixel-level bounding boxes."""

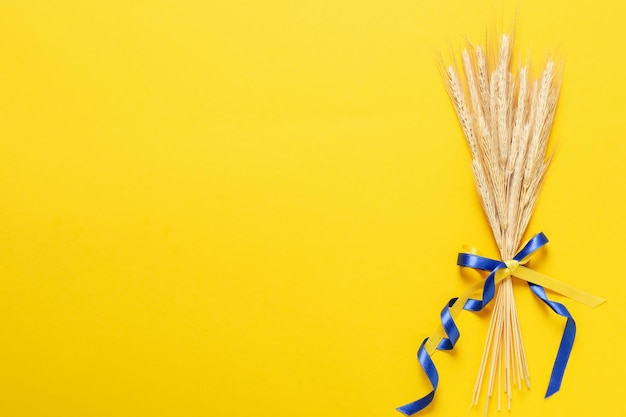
[{"left": 0, "top": 1, "right": 624, "bottom": 416}]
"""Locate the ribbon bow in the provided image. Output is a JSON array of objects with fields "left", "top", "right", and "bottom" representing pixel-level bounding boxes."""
[{"left": 397, "top": 232, "right": 605, "bottom": 416}]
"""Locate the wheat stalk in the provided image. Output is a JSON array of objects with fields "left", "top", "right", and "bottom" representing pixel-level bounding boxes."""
[{"left": 442, "top": 33, "right": 562, "bottom": 412}]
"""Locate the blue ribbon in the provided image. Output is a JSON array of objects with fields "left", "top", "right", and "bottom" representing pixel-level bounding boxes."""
[{"left": 397, "top": 232, "right": 576, "bottom": 415}]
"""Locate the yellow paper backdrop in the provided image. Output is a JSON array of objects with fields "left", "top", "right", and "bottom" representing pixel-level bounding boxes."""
[{"left": 0, "top": 1, "right": 624, "bottom": 416}]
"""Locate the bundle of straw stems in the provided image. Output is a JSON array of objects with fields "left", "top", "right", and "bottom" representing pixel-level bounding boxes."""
[{"left": 442, "top": 33, "right": 562, "bottom": 413}]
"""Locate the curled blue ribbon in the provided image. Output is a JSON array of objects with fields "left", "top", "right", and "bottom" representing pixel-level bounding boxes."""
[{"left": 397, "top": 232, "right": 575, "bottom": 415}]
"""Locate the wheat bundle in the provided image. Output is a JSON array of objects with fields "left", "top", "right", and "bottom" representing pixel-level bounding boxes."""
[
  {"left": 397, "top": 28, "right": 606, "bottom": 417},
  {"left": 442, "top": 33, "right": 561, "bottom": 411}
]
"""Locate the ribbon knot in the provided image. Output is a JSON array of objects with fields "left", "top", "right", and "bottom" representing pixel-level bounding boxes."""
[
  {"left": 397, "top": 232, "right": 605, "bottom": 416},
  {"left": 503, "top": 259, "right": 519, "bottom": 275}
]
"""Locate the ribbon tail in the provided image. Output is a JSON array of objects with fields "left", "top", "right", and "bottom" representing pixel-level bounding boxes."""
[
  {"left": 516, "top": 266, "right": 605, "bottom": 307},
  {"left": 528, "top": 282, "right": 577, "bottom": 398},
  {"left": 396, "top": 339, "right": 439, "bottom": 416},
  {"left": 545, "top": 317, "right": 576, "bottom": 397}
]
